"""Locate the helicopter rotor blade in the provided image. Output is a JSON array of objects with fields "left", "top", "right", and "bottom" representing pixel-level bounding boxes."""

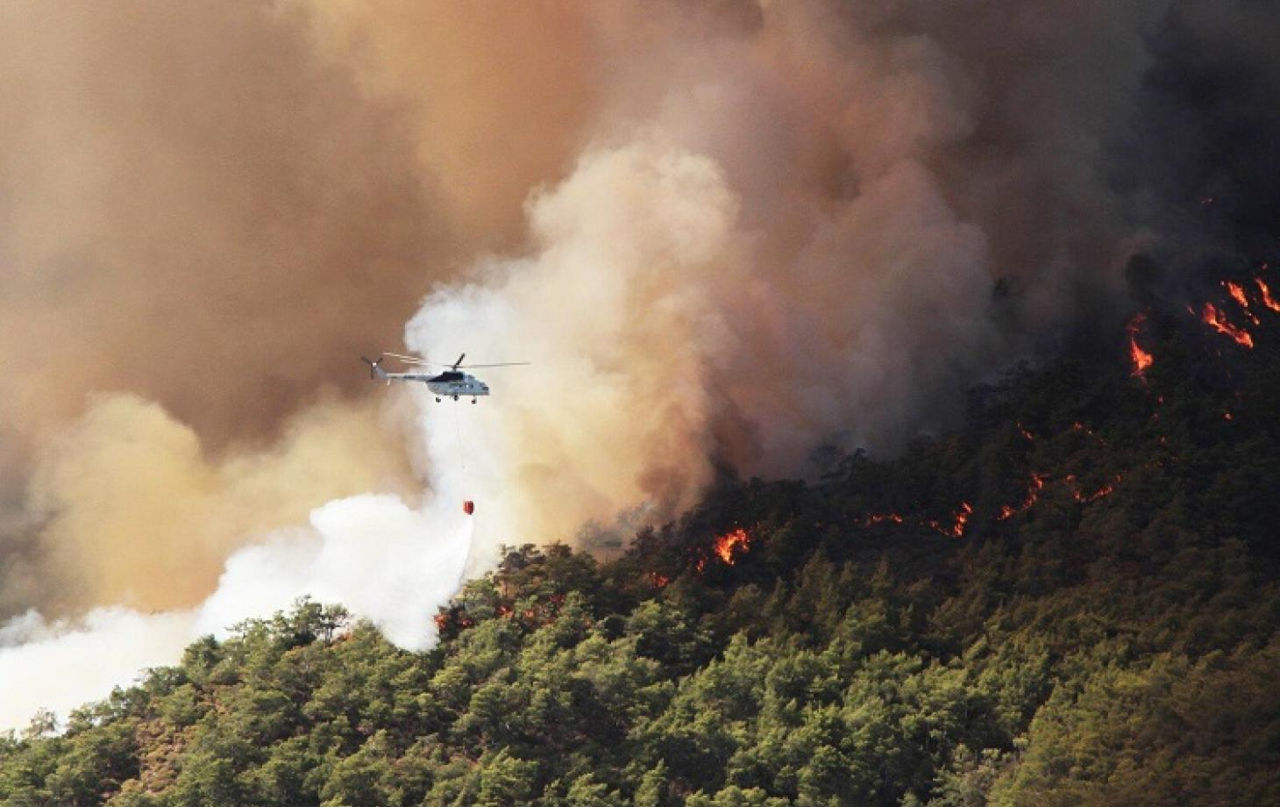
[
  {"left": 383, "top": 352, "right": 438, "bottom": 366},
  {"left": 379, "top": 351, "right": 529, "bottom": 370}
]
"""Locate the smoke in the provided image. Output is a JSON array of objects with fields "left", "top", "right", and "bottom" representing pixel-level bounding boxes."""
[
  {"left": 0, "top": 607, "right": 197, "bottom": 731},
  {"left": 195, "top": 495, "right": 473, "bottom": 646},
  {"left": 301, "top": 0, "right": 605, "bottom": 250},
  {"left": 0, "top": 1, "right": 449, "bottom": 449},
  {"left": 1117, "top": 2, "right": 1280, "bottom": 266},
  {"left": 4, "top": 0, "right": 1279, "bottom": 729},
  {"left": 14, "top": 394, "right": 418, "bottom": 616},
  {"left": 0, "top": 0, "right": 458, "bottom": 619},
  {"left": 398, "top": 0, "right": 1158, "bottom": 534},
  {"left": 1, "top": 495, "right": 473, "bottom": 731}
]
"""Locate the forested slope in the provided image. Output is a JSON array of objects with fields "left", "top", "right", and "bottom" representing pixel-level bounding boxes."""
[{"left": 4, "top": 282, "right": 1280, "bottom": 805}]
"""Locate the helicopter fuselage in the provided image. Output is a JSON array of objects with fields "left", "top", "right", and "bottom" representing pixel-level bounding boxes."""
[
  {"left": 363, "top": 354, "right": 513, "bottom": 401},
  {"left": 425, "top": 371, "right": 490, "bottom": 400},
  {"left": 384, "top": 370, "right": 490, "bottom": 399}
]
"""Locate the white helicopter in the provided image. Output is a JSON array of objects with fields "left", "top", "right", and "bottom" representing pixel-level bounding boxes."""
[{"left": 361, "top": 352, "right": 528, "bottom": 402}]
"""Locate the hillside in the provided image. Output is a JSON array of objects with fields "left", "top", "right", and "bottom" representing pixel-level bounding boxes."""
[{"left": 4, "top": 275, "right": 1280, "bottom": 805}]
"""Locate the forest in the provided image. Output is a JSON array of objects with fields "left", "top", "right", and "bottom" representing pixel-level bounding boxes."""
[{"left": 3, "top": 266, "right": 1280, "bottom": 805}]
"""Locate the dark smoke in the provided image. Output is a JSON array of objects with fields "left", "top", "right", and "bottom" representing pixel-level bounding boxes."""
[{"left": 1119, "top": 2, "right": 1280, "bottom": 270}]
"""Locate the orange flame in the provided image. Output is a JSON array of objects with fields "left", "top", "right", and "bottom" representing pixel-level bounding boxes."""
[
  {"left": 648, "top": 572, "right": 670, "bottom": 589},
  {"left": 1068, "top": 473, "right": 1121, "bottom": 503},
  {"left": 1202, "top": 302, "right": 1255, "bottom": 348},
  {"left": 1256, "top": 278, "right": 1280, "bottom": 313},
  {"left": 712, "top": 528, "right": 751, "bottom": 565},
  {"left": 997, "top": 474, "right": 1046, "bottom": 520},
  {"left": 1017, "top": 422, "right": 1035, "bottom": 441},
  {"left": 930, "top": 502, "right": 972, "bottom": 538},
  {"left": 1074, "top": 483, "right": 1114, "bottom": 503},
  {"left": 1126, "top": 314, "right": 1153, "bottom": 378},
  {"left": 1223, "top": 281, "right": 1260, "bottom": 323},
  {"left": 1225, "top": 281, "right": 1250, "bottom": 309}
]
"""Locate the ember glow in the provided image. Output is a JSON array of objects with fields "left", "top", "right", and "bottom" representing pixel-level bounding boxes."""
[
  {"left": 1067, "top": 473, "right": 1122, "bottom": 503},
  {"left": 863, "top": 513, "right": 906, "bottom": 527},
  {"left": 1127, "top": 314, "right": 1154, "bottom": 378},
  {"left": 1074, "top": 483, "right": 1116, "bottom": 503},
  {"left": 1071, "top": 422, "right": 1107, "bottom": 446},
  {"left": 930, "top": 502, "right": 973, "bottom": 538},
  {"left": 1202, "top": 302, "right": 1255, "bottom": 348},
  {"left": 998, "top": 474, "right": 1047, "bottom": 520}
]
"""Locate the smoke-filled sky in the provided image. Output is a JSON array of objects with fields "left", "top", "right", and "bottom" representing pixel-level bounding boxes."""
[{"left": 2, "top": 0, "right": 1276, "bottom": 728}]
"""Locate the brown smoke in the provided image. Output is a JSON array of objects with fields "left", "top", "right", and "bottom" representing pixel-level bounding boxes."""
[
  {"left": 0, "top": 1, "right": 451, "bottom": 449},
  {"left": 0, "top": 0, "right": 598, "bottom": 617},
  {"left": 302, "top": 0, "right": 603, "bottom": 249},
  {"left": 22, "top": 393, "right": 417, "bottom": 614},
  {"left": 3, "top": 0, "right": 1268, "bottom": 626}
]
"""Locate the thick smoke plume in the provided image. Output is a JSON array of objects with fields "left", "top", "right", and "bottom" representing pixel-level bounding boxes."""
[
  {"left": 3, "top": 0, "right": 1276, "bottom": 729},
  {"left": 24, "top": 394, "right": 417, "bottom": 614},
  {"left": 0, "top": 0, "right": 449, "bottom": 619},
  {"left": 1, "top": 495, "right": 474, "bottom": 729}
]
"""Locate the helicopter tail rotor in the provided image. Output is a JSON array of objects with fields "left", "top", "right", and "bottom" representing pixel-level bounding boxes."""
[{"left": 360, "top": 355, "right": 386, "bottom": 380}]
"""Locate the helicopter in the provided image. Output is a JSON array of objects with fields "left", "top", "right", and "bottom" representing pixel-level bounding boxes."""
[{"left": 361, "top": 352, "right": 528, "bottom": 402}]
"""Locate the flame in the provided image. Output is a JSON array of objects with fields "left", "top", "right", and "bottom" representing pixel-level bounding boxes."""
[
  {"left": 1202, "top": 302, "right": 1255, "bottom": 348},
  {"left": 930, "top": 502, "right": 972, "bottom": 538},
  {"left": 647, "top": 572, "right": 670, "bottom": 589},
  {"left": 997, "top": 474, "right": 1046, "bottom": 520},
  {"left": 1067, "top": 473, "right": 1121, "bottom": 503},
  {"left": 1223, "top": 281, "right": 1260, "bottom": 323},
  {"left": 1017, "top": 422, "right": 1035, "bottom": 441},
  {"left": 1074, "top": 483, "right": 1114, "bottom": 503},
  {"left": 713, "top": 528, "right": 751, "bottom": 565},
  {"left": 862, "top": 512, "right": 905, "bottom": 526},
  {"left": 1225, "top": 281, "right": 1250, "bottom": 309},
  {"left": 1126, "top": 314, "right": 1154, "bottom": 378},
  {"left": 1256, "top": 278, "right": 1280, "bottom": 313}
]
